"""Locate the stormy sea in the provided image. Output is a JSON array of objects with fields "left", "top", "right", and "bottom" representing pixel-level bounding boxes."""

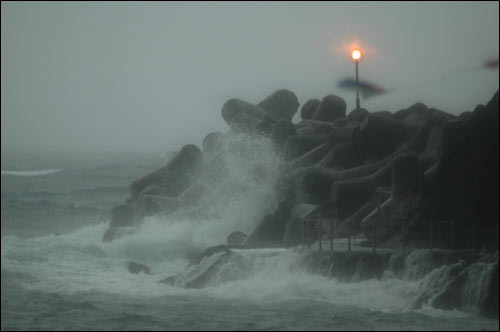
[{"left": 1, "top": 135, "right": 498, "bottom": 331}]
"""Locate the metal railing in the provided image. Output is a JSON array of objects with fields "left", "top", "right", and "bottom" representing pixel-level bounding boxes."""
[
  {"left": 301, "top": 175, "right": 499, "bottom": 253},
  {"left": 302, "top": 209, "right": 352, "bottom": 252},
  {"left": 302, "top": 205, "right": 499, "bottom": 254}
]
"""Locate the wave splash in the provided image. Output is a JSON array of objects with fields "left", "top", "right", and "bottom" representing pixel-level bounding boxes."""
[
  {"left": 1, "top": 134, "right": 497, "bottom": 322},
  {"left": 2, "top": 218, "right": 497, "bottom": 320},
  {"left": 1, "top": 169, "right": 62, "bottom": 176}
]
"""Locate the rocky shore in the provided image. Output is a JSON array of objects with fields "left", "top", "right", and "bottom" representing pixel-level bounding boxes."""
[
  {"left": 103, "top": 89, "right": 498, "bottom": 250},
  {"left": 102, "top": 88, "right": 498, "bottom": 316}
]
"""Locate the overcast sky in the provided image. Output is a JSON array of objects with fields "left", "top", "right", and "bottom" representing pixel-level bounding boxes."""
[{"left": 1, "top": 1, "right": 498, "bottom": 153}]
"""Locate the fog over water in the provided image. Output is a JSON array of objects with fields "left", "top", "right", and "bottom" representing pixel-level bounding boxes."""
[
  {"left": 1, "top": 1, "right": 498, "bottom": 153},
  {"left": 2, "top": 4, "right": 499, "bottom": 331}
]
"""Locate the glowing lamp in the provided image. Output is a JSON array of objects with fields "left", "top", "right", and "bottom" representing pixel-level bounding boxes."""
[
  {"left": 350, "top": 48, "right": 363, "bottom": 109},
  {"left": 350, "top": 49, "right": 363, "bottom": 62}
]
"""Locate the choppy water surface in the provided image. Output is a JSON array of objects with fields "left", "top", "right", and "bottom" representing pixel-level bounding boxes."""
[{"left": 1, "top": 142, "right": 498, "bottom": 331}]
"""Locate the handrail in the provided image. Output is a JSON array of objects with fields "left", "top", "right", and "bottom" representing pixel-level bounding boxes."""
[
  {"left": 302, "top": 213, "right": 499, "bottom": 253},
  {"left": 300, "top": 165, "right": 498, "bottom": 253}
]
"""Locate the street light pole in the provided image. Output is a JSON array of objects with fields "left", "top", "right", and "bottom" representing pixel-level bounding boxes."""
[
  {"left": 350, "top": 48, "right": 363, "bottom": 110},
  {"left": 355, "top": 60, "right": 360, "bottom": 109}
]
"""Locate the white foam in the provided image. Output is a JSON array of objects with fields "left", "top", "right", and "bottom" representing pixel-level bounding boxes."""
[
  {"left": 1, "top": 133, "right": 284, "bottom": 297},
  {"left": 2, "top": 133, "right": 495, "bottom": 321},
  {"left": 2, "top": 222, "right": 494, "bottom": 320},
  {"left": 1, "top": 169, "right": 62, "bottom": 176}
]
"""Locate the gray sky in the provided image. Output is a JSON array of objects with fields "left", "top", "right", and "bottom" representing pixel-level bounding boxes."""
[{"left": 2, "top": 1, "right": 498, "bottom": 153}]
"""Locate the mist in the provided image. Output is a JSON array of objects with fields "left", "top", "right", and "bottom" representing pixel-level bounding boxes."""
[
  {"left": 2, "top": 3, "right": 500, "bottom": 331},
  {"left": 1, "top": 1, "right": 498, "bottom": 153}
]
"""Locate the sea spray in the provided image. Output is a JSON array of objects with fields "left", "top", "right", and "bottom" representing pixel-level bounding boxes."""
[
  {"left": 2, "top": 220, "right": 498, "bottom": 331},
  {"left": 165, "top": 245, "right": 498, "bottom": 315},
  {"left": 2, "top": 128, "right": 498, "bottom": 330},
  {"left": 146, "top": 132, "right": 284, "bottom": 245},
  {"left": 1, "top": 169, "right": 63, "bottom": 176},
  {"left": 461, "top": 254, "right": 497, "bottom": 313}
]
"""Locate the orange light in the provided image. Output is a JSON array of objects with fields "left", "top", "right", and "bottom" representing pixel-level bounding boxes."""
[{"left": 350, "top": 49, "right": 363, "bottom": 62}]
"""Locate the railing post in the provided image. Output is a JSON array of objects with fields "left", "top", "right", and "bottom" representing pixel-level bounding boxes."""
[
  {"left": 330, "top": 210, "right": 335, "bottom": 252},
  {"left": 302, "top": 218, "right": 305, "bottom": 248},
  {"left": 402, "top": 218, "right": 407, "bottom": 255},
  {"left": 373, "top": 205, "right": 380, "bottom": 253},
  {"left": 307, "top": 220, "right": 311, "bottom": 249},
  {"left": 318, "top": 220, "right": 322, "bottom": 251},
  {"left": 348, "top": 220, "right": 351, "bottom": 253},
  {"left": 336, "top": 208, "right": 339, "bottom": 235},
  {"left": 430, "top": 219, "right": 433, "bottom": 252},
  {"left": 497, "top": 223, "right": 499, "bottom": 249},
  {"left": 472, "top": 223, "right": 476, "bottom": 247},
  {"left": 450, "top": 219, "right": 455, "bottom": 249},
  {"left": 413, "top": 172, "right": 420, "bottom": 213},
  {"left": 396, "top": 185, "right": 400, "bottom": 214}
]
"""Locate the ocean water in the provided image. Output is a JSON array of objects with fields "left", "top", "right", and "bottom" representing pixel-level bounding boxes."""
[{"left": 1, "top": 138, "right": 499, "bottom": 331}]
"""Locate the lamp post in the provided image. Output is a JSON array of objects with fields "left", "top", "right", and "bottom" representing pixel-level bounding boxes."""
[{"left": 350, "top": 48, "right": 363, "bottom": 109}]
